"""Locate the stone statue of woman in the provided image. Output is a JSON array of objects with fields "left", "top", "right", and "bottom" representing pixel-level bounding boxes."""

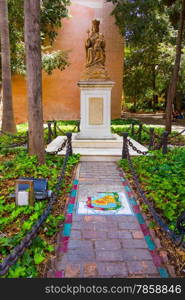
[
  {"left": 85, "top": 19, "right": 106, "bottom": 67},
  {"left": 82, "top": 19, "right": 110, "bottom": 81}
]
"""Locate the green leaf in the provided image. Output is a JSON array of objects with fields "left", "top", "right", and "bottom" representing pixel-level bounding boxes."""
[{"left": 34, "top": 253, "right": 45, "bottom": 265}]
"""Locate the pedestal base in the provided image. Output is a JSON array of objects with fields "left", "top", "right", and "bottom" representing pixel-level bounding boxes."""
[
  {"left": 46, "top": 133, "right": 149, "bottom": 161},
  {"left": 78, "top": 80, "right": 115, "bottom": 140}
]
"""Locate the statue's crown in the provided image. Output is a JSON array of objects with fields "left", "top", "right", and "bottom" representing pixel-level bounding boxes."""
[{"left": 92, "top": 19, "right": 100, "bottom": 26}]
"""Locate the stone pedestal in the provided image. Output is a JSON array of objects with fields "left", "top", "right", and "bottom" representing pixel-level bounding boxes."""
[{"left": 76, "top": 80, "right": 115, "bottom": 140}]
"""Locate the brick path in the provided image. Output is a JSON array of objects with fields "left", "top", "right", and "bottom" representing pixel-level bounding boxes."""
[{"left": 54, "top": 162, "right": 168, "bottom": 278}]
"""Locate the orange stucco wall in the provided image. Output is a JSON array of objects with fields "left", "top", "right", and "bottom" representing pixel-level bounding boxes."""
[{"left": 12, "top": 0, "right": 123, "bottom": 124}]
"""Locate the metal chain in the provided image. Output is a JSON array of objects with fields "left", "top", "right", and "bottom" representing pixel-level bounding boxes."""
[
  {"left": 127, "top": 138, "right": 149, "bottom": 156},
  {"left": 0, "top": 136, "right": 73, "bottom": 276},
  {"left": 168, "top": 128, "right": 185, "bottom": 141},
  {"left": 0, "top": 130, "right": 28, "bottom": 140},
  {"left": 124, "top": 139, "right": 185, "bottom": 248},
  {"left": 56, "top": 124, "right": 77, "bottom": 136},
  {"left": 0, "top": 140, "right": 27, "bottom": 150},
  {"left": 47, "top": 139, "right": 67, "bottom": 155}
]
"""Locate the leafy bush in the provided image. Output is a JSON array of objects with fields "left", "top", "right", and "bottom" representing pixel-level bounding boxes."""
[
  {"left": 0, "top": 149, "right": 80, "bottom": 278},
  {"left": 119, "top": 148, "right": 185, "bottom": 231}
]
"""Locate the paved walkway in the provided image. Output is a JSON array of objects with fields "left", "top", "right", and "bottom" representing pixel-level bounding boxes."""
[{"left": 52, "top": 162, "right": 169, "bottom": 278}]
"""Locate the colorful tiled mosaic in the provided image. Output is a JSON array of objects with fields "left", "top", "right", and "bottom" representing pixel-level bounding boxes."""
[
  {"left": 77, "top": 192, "right": 133, "bottom": 216},
  {"left": 87, "top": 192, "right": 122, "bottom": 211}
]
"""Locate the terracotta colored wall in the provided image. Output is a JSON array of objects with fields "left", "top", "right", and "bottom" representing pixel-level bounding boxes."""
[{"left": 12, "top": 0, "right": 123, "bottom": 124}]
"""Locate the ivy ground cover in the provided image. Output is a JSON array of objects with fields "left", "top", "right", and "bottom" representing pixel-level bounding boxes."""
[
  {"left": 0, "top": 148, "right": 80, "bottom": 278},
  {"left": 119, "top": 147, "right": 185, "bottom": 231}
]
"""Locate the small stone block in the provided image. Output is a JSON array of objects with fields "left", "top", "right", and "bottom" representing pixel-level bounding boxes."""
[
  {"left": 82, "top": 231, "right": 106, "bottom": 240},
  {"left": 119, "top": 222, "right": 140, "bottom": 230},
  {"left": 125, "top": 186, "right": 131, "bottom": 192},
  {"left": 55, "top": 271, "right": 64, "bottom": 278},
  {"left": 127, "top": 261, "right": 158, "bottom": 275},
  {"left": 136, "top": 213, "right": 145, "bottom": 224},
  {"left": 122, "top": 239, "right": 148, "bottom": 249},
  {"left": 97, "top": 262, "right": 128, "bottom": 276},
  {"left": 72, "top": 222, "right": 81, "bottom": 230},
  {"left": 65, "top": 264, "right": 81, "bottom": 278},
  {"left": 130, "top": 198, "right": 137, "bottom": 205},
  {"left": 70, "top": 230, "right": 82, "bottom": 240},
  {"left": 69, "top": 197, "right": 76, "bottom": 204},
  {"left": 65, "top": 214, "right": 72, "bottom": 223},
  {"left": 140, "top": 224, "right": 150, "bottom": 236},
  {"left": 73, "top": 179, "right": 79, "bottom": 185},
  {"left": 133, "top": 206, "right": 141, "bottom": 214},
  {"left": 159, "top": 250, "right": 168, "bottom": 263},
  {"left": 144, "top": 236, "right": 156, "bottom": 251},
  {"left": 96, "top": 250, "right": 124, "bottom": 262},
  {"left": 122, "top": 249, "right": 152, "bottom": 261},
  {"left": 63, "top": 223, "right": 72, "bottom": 237},
  {"left": 150, "top": 251, "right": 162, "bottom": 267},
  {"left": 67, "top": 204, "right": 74, "bottom": 214},
  {"left": 68, "top": 240, "right": 92, "bottom": 250},
  {"left": 71, "top": 190, "right": 77, "bottom": 197},
  {"left": 83, "top": 263, "right": 98, "bottom": 277},
  {"left": 95, "top": 240, "right": 121, "bottom": 250},
  {"left": 108, "top": 231, "right": 132, "bottom": 239},
  {"left": 84, "top": 216, "right": 107, "bottom": 223},
  {"left": 132, "top": 231, "right": 144, "bottom": 239},
  {"left": 158, "top": 267, "right": 169, "bottom": 278}
]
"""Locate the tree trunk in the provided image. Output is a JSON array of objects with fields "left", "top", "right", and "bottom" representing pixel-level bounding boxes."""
[
  {"left": 165, "top": 0, "right": 185, "bottom": 132},
  {"left": 175, "top": 93, "right": 182, "bottom": 112},
  {"left": 152, "top": 66, "right": 158, "bottom": 111},
  {"left": 24, "top": 0, "right": 45, "bottom": 164},
  {"left": 0, "top": 0, "right": 16, "bottom": 133}
]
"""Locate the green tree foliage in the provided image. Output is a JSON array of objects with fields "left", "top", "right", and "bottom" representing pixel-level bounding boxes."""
[
  {"left": 107, "top": 0, "right": 185, "bottom": 112},
  {"left": 0, "top": 0, "right": 70, "bottom": 77}
]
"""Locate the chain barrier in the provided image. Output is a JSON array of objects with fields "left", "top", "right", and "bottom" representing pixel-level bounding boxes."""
[
  {"left": 168, "top": 128, "right": 185, "bottom": 141},
  {"left": 127, "top": 138, "right": 149, "bottom": 156},
  {"left": 47, "top": 120, "right": 79, "bottom": 144},
  {"left": 0, "top": 140, "right": 28, "bottom": 151},
  {"left": 0, "top": 129, "right": 28, "bottom": 140},
  {"left": 123, "top": 136, "right": 185, "bottom": 249},
  {"left": 141, "top": 125, "right": 162, "bottom": 140},
  {"left": 0, "top": 133, "right": 73, "bottom": 276},
  {"left": 47, "top": 139, "right": 67, "bottom": 155}
]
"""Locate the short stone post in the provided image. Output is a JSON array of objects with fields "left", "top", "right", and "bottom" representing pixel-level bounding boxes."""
[
  {"left": 122, "top": 132, "right": 128, "bottom": 159},
  {"left": 149, "top": 127, "right": 154, "bottom": 149},
  {"left": 138, "top": 124, "right": 143, "bottom": 143},
  {"left": 66, "top": 132, "right": 73, "bottom": 156},
  {"left": 162, "top": 131, "right": 169, "bottom": 154}
]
